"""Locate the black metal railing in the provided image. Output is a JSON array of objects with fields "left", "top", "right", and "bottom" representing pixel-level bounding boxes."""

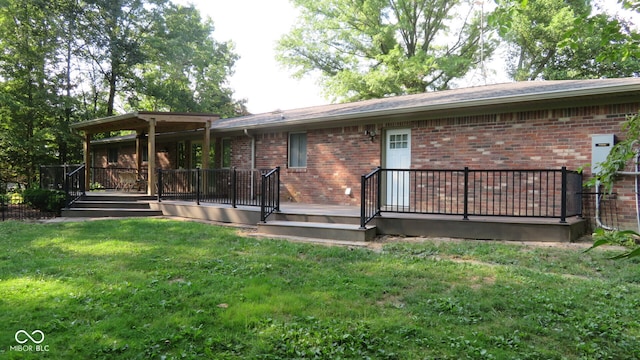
[
  {"left": 65, "top": 164, "right": 86, "bottom": 207},
  {"left": 360, "top": 167, "right": 382, "bottom": 228},
  {"left": 158, "top": 167, "right": 280, "bottom": 221},
  {"left": 2, "top": 172, "right": 66, "bottom": 221},
  {"left": 360, "top": 167, "right": 583, "bottom": 227},
  {"left": 40, "top": 164, "right": 84, "bottom": 190},
  {"left": 260, "top": 166, "right": 280, "bottom": 222},
  {"left": 158, "top": 168, "right": 265, "bottom": 207},
  {"left": 89, "top": 167, "right": 148, "bottom": 190}
]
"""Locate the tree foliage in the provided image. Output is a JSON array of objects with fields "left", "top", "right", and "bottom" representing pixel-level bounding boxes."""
[
  {"left": 0, "top": 0, "right": 243, "bottom": 185},
  {"left": 492, "top": 0, "right": 640, "bottom": 81},
  {"left": 131, "top": 4, "right": 241, "bottom": 116},
  {"left": 277, "top": 0, "right": 494, "bottom": 102},
  {"left": 584, "top": 113, "right": 640, "bottom": 260}
]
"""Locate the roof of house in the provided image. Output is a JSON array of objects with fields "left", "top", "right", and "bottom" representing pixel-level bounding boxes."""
[{"left": 211, "top": 78, "right": 640, "bottom": 133}]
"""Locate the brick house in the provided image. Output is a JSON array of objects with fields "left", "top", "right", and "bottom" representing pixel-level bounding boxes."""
[{"left": 86, "top": 78, "right": 640, "bottom": 231}]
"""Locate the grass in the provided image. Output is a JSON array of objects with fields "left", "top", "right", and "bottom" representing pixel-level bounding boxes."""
[{"left": 1, "top": 218, "right": 640, "bottom": 359}]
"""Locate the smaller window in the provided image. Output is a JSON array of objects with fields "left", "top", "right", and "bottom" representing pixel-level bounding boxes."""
[
  {"left": 222, "top": 138, "right": 232, "bottom": 168},
  {"left": 141, "top": 146, "right": 149, "bottom": 162},
  {"left": 289, "top": 133, "right": 307, "bottom": 168},
  {"left": 107, "top": 148, "right": 118, "bottom": 164},
  {"left": 177, "top": 142, "right": 186, "bottom": 168}
]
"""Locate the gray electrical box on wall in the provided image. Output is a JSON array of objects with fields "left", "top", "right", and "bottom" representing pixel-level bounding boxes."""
[{"left": 591, "top": 134, "right": 615, "bottom": 175}]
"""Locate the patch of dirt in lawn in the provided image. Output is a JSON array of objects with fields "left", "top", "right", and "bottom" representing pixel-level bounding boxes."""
[{"left": 367, "top": 233, "right": 607, "bottom": 252}]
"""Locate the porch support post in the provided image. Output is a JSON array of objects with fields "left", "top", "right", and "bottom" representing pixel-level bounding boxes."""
[
  {"left": 147, "top": 118, "right": 157, "bottom": 196},
  {"left": 83, "top": 132, "right": 91, "bottom": 191},
  {"left": 202, "top": 120, "right": 211, "bottom": 170},
  {"left": 136, "top": 131, "right": 144, "bottom": 179}
]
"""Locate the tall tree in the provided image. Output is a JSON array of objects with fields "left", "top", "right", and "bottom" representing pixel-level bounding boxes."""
[
  {"left": 277, "top": 0, "right": 494, "bottom": 102},
  {"left": 544, "top": 12, "right": 640, "bottom": 79},
  {"left": 0, "top": 0, "right": 64, "bottom": 184},
  {"left": 0, "top": 0, "right": 243, "bottom": 184},
  {"left": 492, "top": 0, "right": 639, "bottom": 81},
  {"left": 79, "top": 0, "right": 166, "bottom": 116},
  {"left": 131, "top": 4, "right": 244, "bottom": 117},
  {"left": 491, "top": 0, "right": 592, "bottom": 81}
]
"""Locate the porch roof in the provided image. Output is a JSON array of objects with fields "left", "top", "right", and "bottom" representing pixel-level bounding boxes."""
[
  {"left": 210, "top": 78, "right": 640, "bottom": 133},
  {"left": 71, "top": 111, "right": 219, "bottom": 134}
]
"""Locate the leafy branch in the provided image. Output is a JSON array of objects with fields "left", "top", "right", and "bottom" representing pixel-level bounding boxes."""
[
  {"left": 585, "top": 113, "right": 640, "bottom": 194},
  {"left": 584, "top": 112, "right": 640, "bottom": 260}
]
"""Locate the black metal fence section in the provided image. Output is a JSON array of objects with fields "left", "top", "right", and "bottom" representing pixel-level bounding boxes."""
[
  {"left": 360, "top": 167, "right": 382, "bottom": 228},
  {"left": 65, "top": 165, "right": 86, "bottom": 207},
  {"left": 2, "top": 174, "right": 63, "bottom": 221},
  {"left": 260, "top": 167, "right": 280, "bottom": 223},
  {"left": 40, "top": 164, "right": 83, "bottom": 190},
  {"left": 158, "top": 167, "right": 280, "bottom": 221},
  {"left": 360, "top": 167, "right": 583, "bottom": 227},
  {"left": 89, "top": 167, "right": 148, "bottom": 190}
]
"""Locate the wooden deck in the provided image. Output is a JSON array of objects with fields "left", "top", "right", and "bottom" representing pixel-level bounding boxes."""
[
  {"left": 151, "top": 199, "right": 587, "bottom": 242},
  {"left": 64, "top": 191, "right": 587, "bottom": 242}
]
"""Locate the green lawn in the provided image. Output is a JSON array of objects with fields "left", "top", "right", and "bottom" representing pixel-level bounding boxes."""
[{"left": 1, "top": 219, "right": 639, "bottom": 359}]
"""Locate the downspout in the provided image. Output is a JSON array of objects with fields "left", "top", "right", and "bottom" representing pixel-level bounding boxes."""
[
  {"left": 244, "top": 129, "right": 256, "bottom": 198},
  {"left": 595, "top": 179, "right": 615, "bottom": 230}
]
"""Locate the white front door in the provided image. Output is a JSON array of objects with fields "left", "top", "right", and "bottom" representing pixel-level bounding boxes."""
[{"left": 385, "top": 129, "right": 411, "bottom": 207}]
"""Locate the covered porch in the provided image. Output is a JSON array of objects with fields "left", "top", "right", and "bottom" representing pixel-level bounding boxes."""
[{"left": 70, "top": 111, "right": 219, "bottom": 196}]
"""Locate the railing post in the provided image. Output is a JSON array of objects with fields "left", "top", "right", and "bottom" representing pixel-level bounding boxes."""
[
  {"left": 64, "top": 164, "right": 70, "bottom": 209},
  {"left": 376, "top": 166, "right": 382, "bottom": 212},
  {"left": 560, "top": 166, "right": 567, "bottom": 223},
  {"left": 196, "top": 168, "right": 201, "bottom": 205},
  {"left": 232, "top": 167, "right": 237, "bottom": 208},
  {"left": 157, "top": 169, "right": 163, "bottom": 202},
  {"left": 81, "top": 164, "right": 86, "bottom": 196},
  {"left": 260, "top": 170, "right": 267, "bottom": 223},
  {"left": 463, "top": 167, "right": 469, "bottom": 220},
  {"left": 275, "top": 166, "right": 281, "bottom": 212},
  {"left": 360, "top": 173, "right": 367, "bottom": 229}
]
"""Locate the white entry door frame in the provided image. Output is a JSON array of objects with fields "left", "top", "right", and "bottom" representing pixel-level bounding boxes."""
[{"left": 384, "top": 128, "right": 411, "bottom": 207}]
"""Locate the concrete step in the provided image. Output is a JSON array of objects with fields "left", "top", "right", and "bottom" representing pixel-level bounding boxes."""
[
  {"left": 257, "top": 221, "right": 377, "bottom": 242},
  {"left": 273, "top": 212, "right": 360, "bottom": 225},
  {"left": 72, "top": 201, "right": 152, "bottom": 209},
  {"left": 61, "top": 208, "right": 163, "bottom": 218}
]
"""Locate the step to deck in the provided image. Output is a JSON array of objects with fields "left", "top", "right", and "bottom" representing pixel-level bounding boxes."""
[
  {"left": 72, "top": 201, "right": 153, "bottom": 209},
  {"left": 83, "top": 194, "right": 155, "bottom": 202},
  {"left": 257, "top": 221, "right": 377, "bottom": 242},
  {"left": 61, "top": 207, "right": 163, "bottom": 218},
  {"left": 64, "top": 192, "right": 163, "bottom": 218}
]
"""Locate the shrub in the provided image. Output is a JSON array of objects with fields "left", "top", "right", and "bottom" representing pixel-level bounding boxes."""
[{"left": 22, "top": 188, "right": 66, "bottom": 213}]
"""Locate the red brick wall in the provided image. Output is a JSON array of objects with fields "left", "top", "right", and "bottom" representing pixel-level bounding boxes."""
[
  {"left": 241, "top": 127, "right": 380, "bottom": 205},
  {"left": 92, "top": 142, "right": 175, "bottom": 169},
  {"left": 229, "top": 102, "right": 640, "bottom": 229}
]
